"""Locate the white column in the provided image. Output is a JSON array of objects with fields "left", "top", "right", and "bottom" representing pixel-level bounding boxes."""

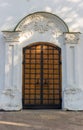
[
  {"left": 63, "top": 32, "right": 83, "bottom": 110},
  {"left": 0, "top": 31, "right": 22, "bottom": 110}
]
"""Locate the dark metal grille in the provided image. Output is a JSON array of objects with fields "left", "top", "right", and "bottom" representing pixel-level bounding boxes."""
[{"left": 23, "top": 43, "right": 62, "bottom": 109}]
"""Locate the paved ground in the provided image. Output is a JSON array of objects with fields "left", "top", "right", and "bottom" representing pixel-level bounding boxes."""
[{"left": 0, "top": 110, "right": 83, "bottom": 130}]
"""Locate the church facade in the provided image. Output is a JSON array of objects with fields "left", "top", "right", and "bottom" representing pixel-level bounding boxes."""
[{"left": 0, "top": 0, "right": 83, "bottom": 111}]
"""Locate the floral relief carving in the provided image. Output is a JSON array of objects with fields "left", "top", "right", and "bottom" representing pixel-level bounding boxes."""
[
  {"left": 34, "top": 21, "right": 49, "bottom": 33},
  {"left": 20, "top": 17, "right": 53, "bottom": 33},
  {"left": 16, "top": 13, "right": 66, "bottom": 35}
]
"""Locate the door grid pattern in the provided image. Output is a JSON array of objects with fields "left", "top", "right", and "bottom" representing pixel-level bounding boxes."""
[{"left": 22, "top": 43, "right": 62, "bottom": 109}]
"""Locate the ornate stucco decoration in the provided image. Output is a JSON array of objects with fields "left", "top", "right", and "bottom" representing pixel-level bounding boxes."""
[
  {"left": 64, "top": 32, "right": 80, "bottom": 44},
  {"left": 14, "top": 12, "right": 69, "bottom": 38},
  {"left": 2, "top": 12, "right": 69, "bottom": 42},
  {"left": 2, "top": 31, "right": 21, "bottom": 42}
]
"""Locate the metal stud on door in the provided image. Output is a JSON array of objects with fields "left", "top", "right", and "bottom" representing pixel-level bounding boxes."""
[{"left": 22, "top": 43, "right": 62, "bottom": 109}]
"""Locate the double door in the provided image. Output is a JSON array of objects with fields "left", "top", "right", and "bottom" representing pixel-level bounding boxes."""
[{"left": 23, "top": 43, "right": 61, "bottom": 109}]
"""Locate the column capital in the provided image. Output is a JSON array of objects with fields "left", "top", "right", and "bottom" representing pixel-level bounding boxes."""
[
  {"left": 64, "top": 32, "right": 81, "bottom": 44},
  {"left": 2, "top": 31, "right": 21, "bottom": 42}
]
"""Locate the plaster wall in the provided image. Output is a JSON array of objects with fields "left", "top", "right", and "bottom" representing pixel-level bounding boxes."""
[{"left": 0, "top": 0, "right": 83, "bottom": 110}]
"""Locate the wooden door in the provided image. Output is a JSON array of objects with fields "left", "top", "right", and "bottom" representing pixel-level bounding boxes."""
[{"left": 22, "top": 43, "right": 62, "bottom": 109}]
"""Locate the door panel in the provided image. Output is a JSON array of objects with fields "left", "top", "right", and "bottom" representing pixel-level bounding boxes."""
[{"left": 23, "top": 43, "right": 62, "bottom": 109}]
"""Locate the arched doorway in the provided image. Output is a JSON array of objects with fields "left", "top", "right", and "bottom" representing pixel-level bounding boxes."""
[
  {"left": 22, "top": 42, "right": 62, "bottom": 109},
  {"left": 3, "top": 12, "right": 80, "bottom": 111}
]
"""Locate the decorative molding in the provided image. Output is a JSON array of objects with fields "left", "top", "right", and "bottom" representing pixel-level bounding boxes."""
[
  {"left": 64, "top": 32, "right": 80, "bottom": 44},
  {"left": 2, "top": 31, "right": 21, "bottom": 42},
  {"left": 2, "top": 13, "right": 69, "bottom": 42},
  {"left": 15, "top": 13, "right": 68, "bottom": 34}
]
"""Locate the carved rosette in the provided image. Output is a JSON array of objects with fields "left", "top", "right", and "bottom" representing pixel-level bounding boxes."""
[
  {"left": 33, "top": 20, "right": 49, "bottom": 33},
  {"left": 2, "top": 31, "right": 21, "bottom": 42},
  {"left": 64, "top": 33, "right": 80, "bottom": 44}
]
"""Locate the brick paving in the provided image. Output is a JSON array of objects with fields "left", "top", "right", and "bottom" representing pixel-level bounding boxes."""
[{"left": 0, "top": 110, "right": 83, "bottom": 130}]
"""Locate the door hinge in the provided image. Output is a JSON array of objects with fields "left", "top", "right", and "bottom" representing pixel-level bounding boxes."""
[{"left": 22, "top": 61, "right": 25, "bottom": 64}]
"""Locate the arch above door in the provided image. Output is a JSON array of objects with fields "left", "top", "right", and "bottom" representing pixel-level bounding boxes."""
[
  {"left": 14, "top": 12, "right": 69, "bottom": 32},
  {"left": 2, "top": 12, "right": 69, "bottom": 43}
]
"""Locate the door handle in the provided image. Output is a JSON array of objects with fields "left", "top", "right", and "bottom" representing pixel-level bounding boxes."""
[
  {"left": 36, "top": 79, "right": 40, "bottom": 84},
  {"left": 43, "top": 79, "right": 48, "bottom": 85}
]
